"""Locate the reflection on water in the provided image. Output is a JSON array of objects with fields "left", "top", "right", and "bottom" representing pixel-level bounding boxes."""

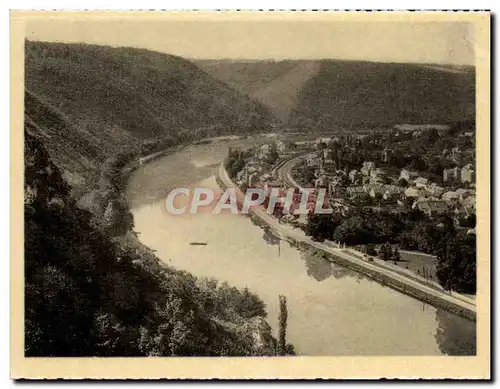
[
  {"left": 126, "top": 138, "right": 476, "bottom": 356},
  {"left": 302, "top": 249, "right": 335, "bottom": 282},
  {"left": 301, "top": 248, "right": 366, "bottom": 283},
  {"left": 262, "top": 228, "right": 280, "bottom": 246},
  {"left": 435, "top": 310, "right": 477, "bottom": 356}
]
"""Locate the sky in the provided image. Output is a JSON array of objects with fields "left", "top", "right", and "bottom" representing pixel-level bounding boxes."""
[{"left": 24, "top": 16, "right": 475, "bottom": 65}]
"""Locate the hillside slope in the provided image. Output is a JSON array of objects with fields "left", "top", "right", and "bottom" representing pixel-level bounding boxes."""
[
  {"left": 196, "top": 59, "right": 475, "bottom": 131},
  {"left": 194, "top": 60, "right": 321, "bottom": 123},
  {"left": 24, "top": 129, "right": 279, "bottom": 357},
  {"left": 25, "top": 41, "right": 276, "bottom": 188},
  {"left": 288, "top": 60, "right": 476, "bottom": 131}
]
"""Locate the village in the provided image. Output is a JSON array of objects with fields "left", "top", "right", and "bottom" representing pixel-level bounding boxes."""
[{"left": 230, "top": 127, "right": 476, "bottom": 233}]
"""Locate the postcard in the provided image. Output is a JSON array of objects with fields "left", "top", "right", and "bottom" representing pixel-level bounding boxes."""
[{"left": 11, "top": 10, "right": 490, "bottom": 379}]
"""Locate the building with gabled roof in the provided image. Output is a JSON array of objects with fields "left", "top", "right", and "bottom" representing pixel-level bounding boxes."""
[{"left": 416, "top": 200, "right": 448, "bottom": 216}]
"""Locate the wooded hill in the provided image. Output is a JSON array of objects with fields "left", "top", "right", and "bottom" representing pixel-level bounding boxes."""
[
  {"left": 195, "top": 59, "right": 475, "bottom": 130},
  {"left": 25, "top": 41, "right": 276, "bottom": 190},
  {"left": 24, "top": 128, "right": 280, "bottom": 356}
]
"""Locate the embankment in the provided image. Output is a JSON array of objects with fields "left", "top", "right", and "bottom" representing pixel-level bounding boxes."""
[{"left": 217, "top": 161, "right": 476, "bottom": 321}]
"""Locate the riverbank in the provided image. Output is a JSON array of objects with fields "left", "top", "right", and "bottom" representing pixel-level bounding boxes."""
[{"left": 217, "top": 161, "right": 475, "bottom": 321}]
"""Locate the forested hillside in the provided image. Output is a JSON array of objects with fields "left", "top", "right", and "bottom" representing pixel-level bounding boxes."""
[
  {"left": 24, "top": 129, "right": 280, "bottom": 356},
  {"left": 25, "top": 41, "right": 276, "bottom": 190},
  {"left": 288, "top": 60, "right": 475, "bottom": 131},
  {"left": 195, "top": 60, "right": 320, "bottom": 123},
  {"left": 196, "top": 58, "right": 475, "bottom": 131}
]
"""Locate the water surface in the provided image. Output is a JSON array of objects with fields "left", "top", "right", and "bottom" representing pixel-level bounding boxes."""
[{"left": 126, "top": 139, "right": 476, "bottom": 356}]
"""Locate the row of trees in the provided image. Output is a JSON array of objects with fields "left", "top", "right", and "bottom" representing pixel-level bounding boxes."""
[
  {"left": 225, "top": 148, "right": 251, "bottom": 179},
  {"left": 304, "top": 209, "right": 475, "bottom": 293},
  {"left": 377, "top": 243, "right": 401, "bottom": 262}
]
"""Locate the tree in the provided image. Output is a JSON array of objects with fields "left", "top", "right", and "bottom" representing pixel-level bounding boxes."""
[
  {"left": 378, "top": 242, "right": 393, "bottom": 261},
  {"left": 304, "top": 166, "right": 316, "bottom": 186},
  {"left": 24, "top": 130, "right": 286, "bottom": 357},
  {"left": 392, "top": 247, "right": 401, "bottom": 262},
  {"left": 277, "top": 295, "right": 288, "bottom": 356},
  {"left": 102, "top": 197, "right": 134, "bottom": 237},
  {"left": 398, "top": 178, "right": 409, "bottom": 188},
  {"left": 333, "top": 216, "right": 372, "bottom": 245},
  {"left": 305, "top": 213, "right": 338, "bottom": 242},
  {"left": 266, "top": 143, "right": 279, "bottom": 165},
  {"left": 460, "top": 213, "right": 476, "bottom": 228},
  {"left": 435, "top": 233, "right": 476, "bottom": 293},
  {"left": 365, "top": 244, "right": 377, "bottom": 256}
]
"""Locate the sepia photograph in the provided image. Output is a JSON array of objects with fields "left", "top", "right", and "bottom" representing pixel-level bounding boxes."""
[{"left": 10, "top": 11, "right": 490, "bottom": 379}]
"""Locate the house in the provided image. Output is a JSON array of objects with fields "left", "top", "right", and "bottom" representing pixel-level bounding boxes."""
[
  {"left": 314, "top": 175, "right": 328, "bottom": 188},
  {"left": 461, "top": 164, "right": 475, "bottom": 183},
  {"left": 245, "top": 161, "right": 261, "bottom": 171},
  {"left": 370, "top": 176, "right": 386, "bottom": 185},
  {"left": 416, "top": 200, "right": 448, "bottom": 217},
  {"left": 382, "top": 148, "right": 391, "bottom": 163},
  {"left": 370, "top": 168, "right": 387, "bottom": 178},
  {"left": 404, "top": 187, "right": 427, "bottom": 199},
  {"left": 442, "top": 191, "right": 460, "bottom": 204},
  {"left": 348, "top": 169, "right": 361, "bottom": 185},
  {"left": 259, "top": 144, "right": 272, "bottom": 159},
  {"left": 276, "top": 140, "right": 287, "bottom": 153},
  {"left": 443, "top": 167, "right": 459, "bottom": 182},
  {"left": 462, "top": 195, "right": 476, "bottom": 215},
  {"left": 263, "top": 180, "right": 281, "bottom": 193},
  {"left": 330, "top": 136, "right": 341, "bottom": 145},
  {"left": 383, "top": 185, "right": 405, "bottom": 201},
  {"left": 236, "top": 170, "right": 245, "bottom": 183},
  {"left": 315, "top": 137, "right": 326, "bottom": 149},
  {"left": 335, "top": 169, "right": 347, "bottom": 178},
  {"left": 322, "top": 159, "right": 336, "bottom": 172},
  {"left": 361, "top": 162, "right": 376, "bottom": 176},
  {"left": 400, "top": 169, "right": 419, "bottom": 183},
  {"left": 364, "top": 183, "right": 385, "bottom": 198},
  {"left": 328, "top": 180, "right": 345, "bottom": 197},
  {"left": 323, "top": 149, "right": 334, "bottom": 161},
  {"left": 260, "top": 144, "right": 271, "bottom": 154},
  {"left": 467, "top": 227, "right": 476, "bottom": 235},
  {"left": 346, "top": 186, "right": 365, "bottom": 198},
  {"left": 427, "top": 183, "right": 445, "bottom": 197},
  {"left": 248, "top": 172, "right": 259, "bottom": 187},
  {"left": 456, "top": 188, "right": 473, "bottom": 201},
  {"left": 414, "top": 177, "right": 429, "bottom": 189}
]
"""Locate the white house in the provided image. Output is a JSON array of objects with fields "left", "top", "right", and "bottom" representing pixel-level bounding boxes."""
[
  {"left": 400, "top": 169, "right": 419, "bottom": 183},
  {"left": 361, "top": 162, "right": 376, "bottom": 176},
  {"left": 456, "top": 188, "right": 473, "bottom": 201},
  {"left": 427, "top": 183, "right": 445, "bottom": 197},
  {"left": 414, "top": 177, "right": 429, "bottom": 189},
  {"left": 461, "top": 164, "right": 475, "bottom": 183},
  {"left": 348, "top": 169, "right": 361, "bottom": 184},
  {"left": 442, "top": 191, "right": 460, "bottom": 204},
  {"left": 383, "top": 185, "right": 405, "bottom": 201},
  {"left": 405, "top": 187, "right": 427, "bottom": 199}
]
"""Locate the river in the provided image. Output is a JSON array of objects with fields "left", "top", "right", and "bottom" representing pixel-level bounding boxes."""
[{"left": 126, "top": 138, "right": 476, "bottom": 356}]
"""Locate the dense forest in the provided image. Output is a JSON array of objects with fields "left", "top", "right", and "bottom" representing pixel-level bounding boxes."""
[
  {"left": 25, "top": 41, "right": 276, "bottom": 196},
  {"left": 196, "top": 59, "right": 475, "bottom": 129},
  {"left": 288, "top": 60, "right": 475, "bottom": 130},
  {"left": 25, "top": 128, "right": 286, "bottom": 356}
]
